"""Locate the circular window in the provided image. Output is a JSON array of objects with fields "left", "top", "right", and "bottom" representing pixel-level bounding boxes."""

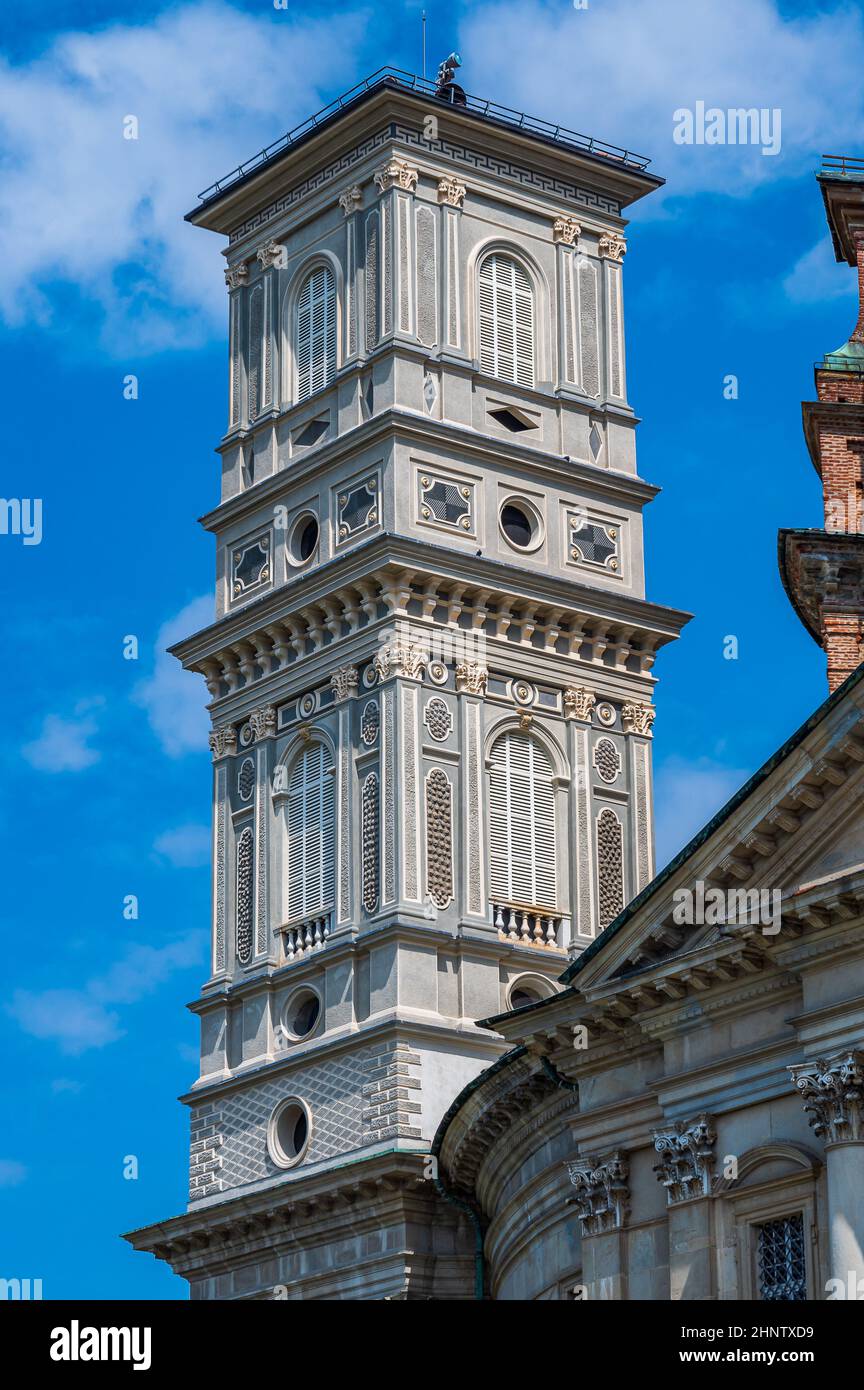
[
  {"left": 508, "top": 975, "right": 554, "bottom": 1012},
  {"left": 284, "top": 988, "right": 321, "bottom": 1040},
  {"left": 510, "top": 986, "right": 542, "bottom": 1010},
  {"left": 268, "top": 1097, "right": 312, "bottom": 1169},
  {"left": 499, "top": 497, "right": 543, "bottom": 552},
  {"left": 287, "top": 512, "right": 319, "bottom": 568}
]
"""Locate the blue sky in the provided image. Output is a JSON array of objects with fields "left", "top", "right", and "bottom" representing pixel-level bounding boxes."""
[{"left": 0, "top": 0, "right": 861, "bottom": 1298}]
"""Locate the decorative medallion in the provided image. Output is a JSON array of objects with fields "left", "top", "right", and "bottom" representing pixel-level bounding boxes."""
[
  {"left": 593, "top": 738, "right": 621, "bottom": 784},
  {"left": 427, "top": 660, "right": 448, "bottom": 686},
  {"left": 360, "top": 699, "right": 380, "bottom": 746},
  {"left": 425, "top": 769, "right": 454, "bottom": 908},
  {"left": 232, "top": 533, "right": 271, "bottom": 599},
  {"left": 419, "top": 475, "right": 472, "bottom": 530},
  {"left": 237, "top": 758, "right": 255, "bottom": 801},
  {"left": 596, "top": 702, "right": 616, "bottom": 726},
  {"left": 361, "top": 771, "right": 379, "bottom": 913},
  {"left": 597, "top": 808, "right": 624, "bottom": 929},
  {"left": 338, "top": 478, "right": 378, "bottom": 541},
  {"left": 236, "top": 826, "right": 254, "bottom": 965},
  {"left": 423, "top": 697, "right": 453, "bottom": 742}
]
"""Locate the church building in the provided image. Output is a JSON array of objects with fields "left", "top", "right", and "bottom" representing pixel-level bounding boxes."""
[{"left": 124, "top": 70, "right": 864, "bottom": 1301}]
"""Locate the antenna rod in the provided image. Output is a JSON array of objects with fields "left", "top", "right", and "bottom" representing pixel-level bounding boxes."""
[{"left": 422, "top": 10, "right": 427, "bottom": 79}]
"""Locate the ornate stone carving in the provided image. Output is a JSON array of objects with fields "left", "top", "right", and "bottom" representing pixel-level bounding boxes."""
[
  {"left": 552, "top": 215, "right": 581, "bottom": 246},
  {"left": 373, "top": 641, "right": 428, "bottom": 682},
  {"left": 255, "top": 239, "right": 285, "bottom": 270},
  {"left": 437, "top": 176, "right": 466, "bottom": 208},
  {"left": 597, "top": 808, "right": 624, "bottom": 930},
  {"left": 224, "top": 262, "right": 249, "bottom": 290},
  {"left": 248, "top": 706, "right": 277, "bottom": 741},
  {"left": 566, "top": 1151, "right": 629, "bottom": 1234},
  {"left": 423, "top": 697, "right": 453, "bottom": 741},
  {"left": 455, "top": 661, "right": 488, "bottom": 696},
  {"left": 622, "top": 700, "right": 656, "bottom": 737},
  {"left": 425, "top": 769, "right": 453, "bottom": 908},
  {"left": 598, "top": 232, "right": 627, "bottom": 261},
  {"left": 593, "top": 737, "right": 621, "bottom": 784},
  {"left": 209, "top": 725, "right": 238, "bottom": 760},
  {"left": 338, "top": 184, "right": 363, "bottom": 217},
  {"left": 360, "top": 699, "right": 379, "bottom": 746},
  {"left": 790, "top": 1050, "right": 864, "bottom": 1143},
  {"left": 374, "top": 158, "right": 418, "bottom": 193},
  {"left": 653, "top": 1115, "right": 716, "bottom": 1204},
  {"left": 235, "top": 826, "right": 254, "bottom": 965},
  {"left": 361, "top": 772, "right": 379, "bottom": 913},
  {"left": 563, "top": 686, "right": 596, "bottom": 722},
  {"left": 237, "top": 758, "right": 255, "bottom": 801},
  {"left": 330, "top": 665, "right": 359, "bottom": 702}
]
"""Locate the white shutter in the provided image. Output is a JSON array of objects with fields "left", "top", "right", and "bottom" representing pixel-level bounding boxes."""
[
  {"left": 296, "top": 267, "right": 336, "bottom": 402},
  {"left": 488, "top": 731, "right": 557, "bottom": 909},
  {"left": 287, "top": 743, "right": 336, "bottom": 919},
  {"left": 478, "top": 254, "right": 535, "bottom": 388}
]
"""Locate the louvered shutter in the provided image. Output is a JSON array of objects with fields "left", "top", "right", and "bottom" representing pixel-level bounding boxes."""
[
  {"left": 286, "top": 744, "right": 336, "bottom": 919},
  {"left": 478, "top": 254, "right": 535, "bottom": 388},
  {"left": 296, "top": 267, "right": 336, "bottom": 402},
  {"left": 489, "top": 731, "right": 557, "bottom": 909}
]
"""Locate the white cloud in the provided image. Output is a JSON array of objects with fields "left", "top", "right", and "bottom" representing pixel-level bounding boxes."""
[
  {"left": 134, "top": 594, "right": 212, "bottom": 757},
  {"left": 153, "top": 822, "right": 210, "bottom": 868},
  {"left": 462, "top": 0, "right": 864, "bottom": 201},
  {"left": 22, "top": 697, "right": 103, "bottom": 772},
  {"left": 653, "top": 755, "right": 749, "bottom": 871},
  {"left": 783, "top": 236, "right": 857, "bottom": 306},
  {"left": 0, "top": 2, "right": 365, "bottom": 351},
  {"left": 7, "top": 930, "right": 205, "bottom": 1053},
  {"left": 0, "top": 1159, "right": 27, "bottom": 1188}
]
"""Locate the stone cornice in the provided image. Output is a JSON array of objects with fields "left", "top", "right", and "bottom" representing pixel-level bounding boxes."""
[{"left": 207, "top": 401, "right": 659, "bottom": 534}]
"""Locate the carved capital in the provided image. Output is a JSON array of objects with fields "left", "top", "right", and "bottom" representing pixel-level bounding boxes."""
[
  {"left": 338, "top": 185, "right": 363, "bottom": 217},
  {"left": 224, "top": 263, "right": 250, "bottom": 290},
  {"left": 374, "top": 158, "right": 418, "bottom": 194},
  {"left": 622, "top": 700, "right": 655, "bottom": 737},
  {"left": 455, "top": 661, "right": 488, "bottom": 696},
  {"left": 566, "top": 1151, "right": 629, "bottom": 1235},
  {"left": 653, "top": 1115, "right": 716, "bottom": 1204},
  {"left": 209, "top": 725, "right": 238, "bottom": 760},
  {"left": 330, "top": 664, "right": 359, "bottom": 702},
  {"left": 552, "top": 215, "right": 581, "bottom": 246},
  {"left": 563, "top": 686, "right": 596, "bottom": 722},
  {"left": 598, "top": 232, "right": 627, "bottom": 262},
  {"left": 790, "top": 1050, "right": 864, "bottom": 1144},
  {"left": 437, "top": 176, "right": 466, "bottom": 208},
  {"left": 256, "top": 239, "right": 286, "bottom": 271},
  {"left": 374, "top": 641, "right": 428, "bottom": 683},
  {"left": 247, "top": 706, "right": 277, "bottom": 742}
]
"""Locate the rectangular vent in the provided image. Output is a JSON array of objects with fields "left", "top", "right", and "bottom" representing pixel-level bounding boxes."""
[{"left": 489, "top": 405, "right": 538, "bottom": 433}]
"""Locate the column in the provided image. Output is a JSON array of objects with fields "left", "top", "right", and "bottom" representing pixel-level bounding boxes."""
[
  {"left": 599, "top": 232, "right": 627, "bottom": 404},
  {"left": 455, "top": 658, "right": 488, "bottom": 921},
  {"left": 224, "top": 262, "right": 249, "bottom": 434},
  {"left": 623, "top": 698, "right": 656, "bottom": 894},
  {"left": 791, "top": 1050, "right": 864, "bottom": 1284},
  {"left": 207, "top": 723, "right": 238, "bottom": 980},
  {"left": 653, "top": 1115, "right": 717, "bottom": 1300},
  {"left": 564, "top": 685, "right": 597, "bottom": 942},
  {"left": 553, "top": 216, "right": 582, "bottom": 390},
  {"left": 567, "top": 1151, "right": 630, "bottom": 1299}
]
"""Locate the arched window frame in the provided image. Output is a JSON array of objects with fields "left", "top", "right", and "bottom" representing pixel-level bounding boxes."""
[
  {"left": 275, "top": 736, "right": 337, "bottom": 925},
  {"left": 473, "top": 244, "right": 546, "bottom": 389},
  {"left": 282, "top": 255, "right": 342, "bottom": 407},
  {"left": 486, "top": 723, "right": 566, "bottom": 913}
]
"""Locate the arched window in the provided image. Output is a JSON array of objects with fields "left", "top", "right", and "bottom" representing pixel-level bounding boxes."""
[
  {"left": 296, "top": 266, "right": 336, "bottom": 402},
  {"left": 286, "top": 742, "right": 335, "bottom": 920},
  {"left": 489, "top": 730, "right": 557, "bottom": 909},
  {"left": 478, "top": 253, "right": 535, "bottom": 388}
]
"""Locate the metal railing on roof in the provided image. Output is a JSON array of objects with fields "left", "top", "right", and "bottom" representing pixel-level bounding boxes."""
[
  {"left": 196, "top": 66, "right": 651, "bottom": 203},
  {"left": 815, "top": 356, "right": 864, "bottom": 377},
  {"left": 821, "top": 154, "right": 864, "bottom": 179}
]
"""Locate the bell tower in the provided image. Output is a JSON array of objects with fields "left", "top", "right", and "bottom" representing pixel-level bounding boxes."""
[
  {"left": 780, "top": 155, "right": 864, "bottom": 691},
  {"left": 125, "top": 65, "right": 688, "bottom": 1299}
]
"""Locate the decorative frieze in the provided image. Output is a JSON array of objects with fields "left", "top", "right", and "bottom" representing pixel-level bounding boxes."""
[
  {"left": 598, "top": 232, "right": 627, "bottom": 261},
  {"left": 552, "top": 215, "right": 581, "bottom": 246},
  {"left": 374, "top": 641, "right": 428, "bottom": 682},
  {"left": 455, "top": 661, "right": 488, "bottom": 696},
  {"left": 790, "top": 1050, "right": 864, "bottom": 1143},
  {"left": 209, "top": 725, "right": 238, "bottom": 760},
  {"left": 255, "top": 239, "right": 285, "bottom": 270},
  {"left": 330, "top": 665, "right": 359, "bottom": 702},
  {"left": 566, "top": 1151, "right": 630, "bottom": 1235},
  {"left": 338, "top": 184, "right": 363, "bottom": 217},
  {"left": 374, "top": 158, "right": 418, "bottom": 193},
  {"left": 622, "top": 700, "right": 656, "bottom": 737},
  {"left": 437, "top": 176, "right": 466, "bottom": 208},
  {"left": 224, "top": 263, "right": 249, "bottom": 290},
  {"left": 564, "top": 686, "right": 596, "bottom": 722},
  {"left": 653, "top": 1115, "right": 716, "bottom": 1204}
]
